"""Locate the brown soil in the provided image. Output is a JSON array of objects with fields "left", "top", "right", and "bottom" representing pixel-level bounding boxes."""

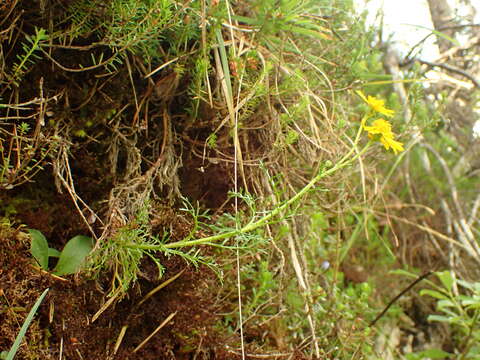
[
  {"left": 0, "top": 220, "right": 314, "bottom": 359},
  {"left": 0, "top": 143, "right": 286, "bottom": 360},
  {"left": 0, "top": 222, "right": 235, "bottom": 359}
]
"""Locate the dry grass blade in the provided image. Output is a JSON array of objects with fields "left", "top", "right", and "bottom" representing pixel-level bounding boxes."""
[
  {"left": 113, "top": 325, "right": 128, "bottom": 355},
  {"left": 374, "top": 210, "right": 480, "bottom": 263},
  {"left": 28, "top": 264, "right": 68, "bottom": 282},
  {"left": 213, "top": 29, "right": 248, "bottom": 191},
  {"left": 137, "top": 268, "right": 186, "bottom": 306},
  {"left": 133, "top": 312, "right": 177, "bottom": 353},
  {"left": 91, "top": 287, "right": 123, "bottom": 323},
  {"left": 53, "top": 144, "right": 100, "bottom": 239},
  {"left": 217, "top": 7, "right": 247, "bottom": 357}
]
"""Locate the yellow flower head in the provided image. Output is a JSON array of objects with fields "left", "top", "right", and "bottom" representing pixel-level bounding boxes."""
[
  {"left": 380, "top": 136, "right": 404, "bottom": 155},
  {"left": 363, "top": 118, "right": 404, "bottom": 154},
  {"left": 363, "top": 118, "right": 393, "bottom": 136},
  {"left": 356, "top": 90, "right": 394, "bottom": 117}
]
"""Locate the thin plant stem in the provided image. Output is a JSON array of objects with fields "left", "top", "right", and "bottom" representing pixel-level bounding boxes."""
[
  {"left": 127, "top": 136, "right": 371, "bottom": 251},
  {"left": 458, "top": 309, "right": 480, "bottom": 360}
]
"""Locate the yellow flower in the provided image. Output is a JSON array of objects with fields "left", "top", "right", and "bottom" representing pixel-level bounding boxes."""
[
  {"left": 363, "top": 118, "right": 393, "bottom": 136},
  {"left": 356, "top": 90, "right": 394, "bottom": 117},
  {"left": 379, "top": 135, "right": 404, "bottom": 154},
  {"left": 363, "top": 118, "right": 404, "bottom": 154}
]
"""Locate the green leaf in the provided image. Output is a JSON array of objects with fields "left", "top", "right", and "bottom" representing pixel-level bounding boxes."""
[
  {"left": 48, "top": 248, "right": 61, "bottom": 258},
  {"left": 405, "top": 353, "right": 422, "bottom": 360},
  {"left": 53, "top": 235, "right": 93, "bottom": 276},
  {"left": 457, "top": 280, "right": 475, "bottom": 291},
  {"left": 437, "top": 271, "right": 454, "bottom": 293},
  {"left": 288, "top": 25, "right": 332, "bottom": 40},
  {"left": 409, "top": 348, "right": 452, "bottom": 359},
  {"left": 437, "top": 299, "right": 455, "bottom": 308},
  {"left": 231, "top": 15, "right": 260, "bottom": 26},
  {"left": 28, "top": 229, "right": 49, "bottom": 270},
  {"left": 389, "top": 269, "right": 419, "bottom": 279},
  {"left": 419, "top": 289, "right": 448, "bottom": 300},
  {"left": 6, "top": 288, "right": 49, "bottom": 360},
  {"left": 462, "top": 299, "right": 480, "bottom": 309},
  {"left": 427, "top": 314, "right": 451, "bottom": 323}
]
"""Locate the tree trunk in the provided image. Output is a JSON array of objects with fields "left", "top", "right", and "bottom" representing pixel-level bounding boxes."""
[{"left": 426, "top": 0, "right": 457, "bottom": 53}]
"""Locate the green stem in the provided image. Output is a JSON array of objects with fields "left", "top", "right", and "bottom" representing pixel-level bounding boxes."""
[
  {"left": 13, "top": 28, "right": 47, "bottom": 81},
  {"left": 128, "top": 140, "right": 371, "bottom": 251},
  {"left": 458, "top": 308, "right": 480, "bottom": 360}
]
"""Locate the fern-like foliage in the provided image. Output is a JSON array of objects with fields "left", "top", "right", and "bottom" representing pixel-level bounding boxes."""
[
  {"left": 9, "top": 27, "right": 49, "bottom": 86},
  {"left": 105, "top": 0, "right": 173, "bottom": 56},
  {"left": 65, "top": 0, "right": 104, "bottom": 40}
]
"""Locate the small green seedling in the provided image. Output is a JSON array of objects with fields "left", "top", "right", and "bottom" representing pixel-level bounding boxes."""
[{"left": 28, "top": 229, "right": 93, "bottom": 276}]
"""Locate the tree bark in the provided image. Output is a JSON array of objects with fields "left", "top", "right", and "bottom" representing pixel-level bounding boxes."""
[{"left": 426, "top": 0, "right": 457, "bottom": 53}]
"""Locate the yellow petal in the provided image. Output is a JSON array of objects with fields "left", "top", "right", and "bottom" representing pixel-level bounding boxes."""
[
  {"left": 380, "top": 136, "right": 404, "bottom": 154},
  {"left": 356, "top": 90, "right": 395, "bottom": 117},
  {"left": 356, "top": 90, "right": 369, "bottom": 103},
  {"left": 370, "top": 97, "right": 392, "bottom": 116},
  {"left": 363, "top": 119, "right": 394, "bottom": 136}
]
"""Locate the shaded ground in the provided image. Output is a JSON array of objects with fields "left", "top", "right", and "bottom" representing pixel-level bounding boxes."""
[
  {"left": 0, "top": 164, "right": 304, "bottom": 359},
  {"left": 0, "top": 220, "right": 316, "bottom": 359},
  {"left": 0, "top": 0, "right": 247, "bottom": 355},
  {"left": 0, "top": 221, "right": 235, "bottom": 359}
]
